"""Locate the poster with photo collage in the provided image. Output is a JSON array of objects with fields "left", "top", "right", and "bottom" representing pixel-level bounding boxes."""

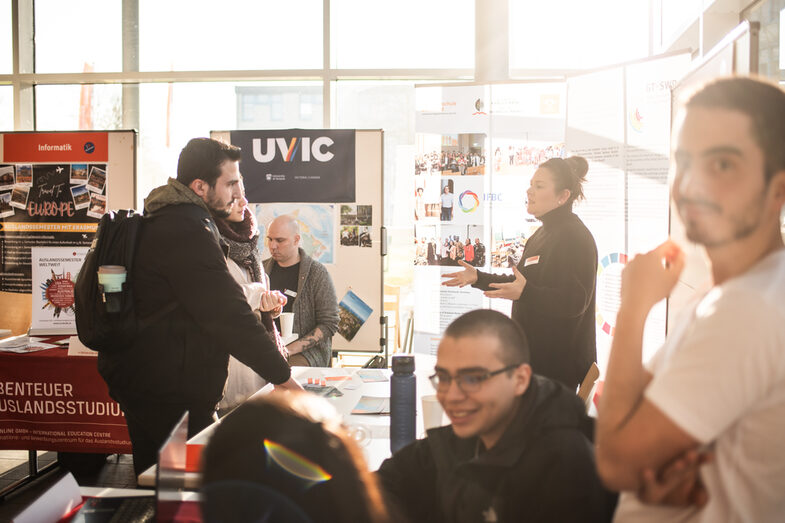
[{"left": 1, "top": 132, "right": 109, "bottom": 294}]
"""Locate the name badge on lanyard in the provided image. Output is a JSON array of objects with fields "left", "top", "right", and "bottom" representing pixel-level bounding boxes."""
[{"left": 284, "top": 289, "right": 297, "bottom": 298}]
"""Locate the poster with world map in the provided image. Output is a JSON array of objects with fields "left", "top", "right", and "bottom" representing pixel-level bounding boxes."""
[{"left": 252, "top": 203, "right": 335, "bottom": 265}]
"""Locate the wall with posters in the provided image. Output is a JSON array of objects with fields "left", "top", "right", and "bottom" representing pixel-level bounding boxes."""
[
  {"left": 212, "top": 129, "right": 384, "bottom": 354},
  {"left": 565, "top": 52, "right": 691, "bottom": 371},
  {"left": 412, "top": 53, "right": 691, "bottom": 370},
  {"left": 0, "top": 131, "right": 136, "bottom": 335},
  {"left": 412, "top": 82, "right": 567, "bottom": 355}
]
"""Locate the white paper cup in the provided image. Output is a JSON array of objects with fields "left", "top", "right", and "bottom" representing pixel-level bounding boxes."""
[
  {"left": 279, "top": 312, "right": 294, "bottom": 338},
  {"left": 97, "top": 265, "right": 127, "bottom": 293},
  {"left": 421, "top": 394, "right": 446, "bottom": 430}
]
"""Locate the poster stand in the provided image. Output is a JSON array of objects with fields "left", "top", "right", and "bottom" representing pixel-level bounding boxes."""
[
  {"left": 0, "top": 130, "right": 137, "bottom": 337},
  {"left": 211, "top": 129, "right": 386, "bottom": 361}
]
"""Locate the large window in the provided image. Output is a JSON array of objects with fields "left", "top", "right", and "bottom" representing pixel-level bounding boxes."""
[
  {"left": 509, "top": 0, "right": 649, "bottom": 71},
  {"left": 743, "top": 0, "right": 785, "bottom": 82},
  {"left": 35, "top": 84, "right": 123, "bottom": 130},
  {"left": 5, "top": 1, "right": 668, "bottom": 355},
  {"left": 0, "top": 2, "right": 11, "bottom": 74},
  {"left": 139, "top": 0, "right": 323, "bottom": 71},
  {"left": 331, "top": 0, "right": 474, "bottom": 68},
  {"left": 0, "top": 86, "right": 12, "bottom": 131},
  {"left": 34, "top": 0, "right": 122, "bottom": 73}
]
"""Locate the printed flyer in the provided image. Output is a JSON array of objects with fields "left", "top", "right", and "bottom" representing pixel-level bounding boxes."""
[{"left": 30, "top": 246, "right": 89, "bottom": 334}]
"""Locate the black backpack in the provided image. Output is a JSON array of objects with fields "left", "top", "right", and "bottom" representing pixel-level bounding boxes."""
[{"left": 74, "top": 209, "right": 175, "bottom": 352}]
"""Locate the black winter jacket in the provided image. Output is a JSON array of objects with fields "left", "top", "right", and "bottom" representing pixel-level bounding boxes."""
[
  {"left": 377, "top": 377, "right": 612, "bottom": 523},
  {"left": 97, "top": 179, "right": 291, "bottom": 406},
  {"left": 474, "top": 204, "right": 598, "bottom": 390}
]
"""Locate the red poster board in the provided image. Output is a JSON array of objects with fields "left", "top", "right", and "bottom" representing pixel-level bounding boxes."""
[{"left": 0, "top": 344, "right": 131, "bottom": 454}]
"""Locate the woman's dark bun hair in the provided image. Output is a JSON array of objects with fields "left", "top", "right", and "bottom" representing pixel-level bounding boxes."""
[{"left": 539, "top": 155, "right": 589, "bottom": 206}]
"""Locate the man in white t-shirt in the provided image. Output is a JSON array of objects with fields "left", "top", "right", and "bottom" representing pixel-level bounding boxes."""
[{"left": 596, "top": 76, "right": 785, "bottom": 522}]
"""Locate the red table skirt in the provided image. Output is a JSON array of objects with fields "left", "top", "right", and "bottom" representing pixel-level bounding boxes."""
[{"left": 0, "top": 341, "right": 131, "bottom": 454}]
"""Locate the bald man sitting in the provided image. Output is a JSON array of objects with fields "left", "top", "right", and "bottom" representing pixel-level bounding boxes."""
[{"left": 263, "top": 215, "right": 339, "bottom": 367}]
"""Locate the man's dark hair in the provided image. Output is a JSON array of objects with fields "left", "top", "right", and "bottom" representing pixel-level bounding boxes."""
[
  {"left": 176, "top": 137, "right": 242, "bottom": 188},
  {"left": 686, "top": 76, "right": 785, "bottom": 183},
  {"left": 444, "top": 309, "right": 530, "bottom": 365}
]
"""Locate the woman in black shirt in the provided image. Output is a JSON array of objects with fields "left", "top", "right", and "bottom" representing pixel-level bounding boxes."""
[{"left": 443, "top": 156, "right": 598, "bottom": 391}]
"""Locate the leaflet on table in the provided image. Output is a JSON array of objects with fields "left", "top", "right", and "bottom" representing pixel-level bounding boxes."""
[
  {"left": 356, "top": 369, "right": 388, "bottom": 382},
  {"left": 351, "top": 396, "right": 390, "bottom": 415},
  {"left": 0, "top": 334, "right": 59, "bottom": 353}
]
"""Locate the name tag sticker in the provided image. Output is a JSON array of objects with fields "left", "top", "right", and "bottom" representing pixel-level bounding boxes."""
[
  {"left": 524, "top": 256, "right": 540, "bottom": 267},
  {"left": 284, "top": 289, "right": 298, "bottom": 298}
]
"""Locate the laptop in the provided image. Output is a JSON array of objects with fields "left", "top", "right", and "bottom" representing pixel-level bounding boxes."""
[{"left": 71, "top": 411, "right": 190, "bottom": 523}]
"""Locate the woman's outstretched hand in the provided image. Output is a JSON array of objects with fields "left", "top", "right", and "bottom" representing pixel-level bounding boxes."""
[{"left": 442, "top": 260, "right": 478, "bottom": 287}]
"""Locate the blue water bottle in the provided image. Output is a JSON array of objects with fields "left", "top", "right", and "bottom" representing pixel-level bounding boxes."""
[{"left": 390, "top": 355, "right": 416, "bottom": 453}]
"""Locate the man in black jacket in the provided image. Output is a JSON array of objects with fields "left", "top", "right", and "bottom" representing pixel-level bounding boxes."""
[
  {"left": 97, "top": 138, "right": 302, "bottom": 476},
  {"left": 377, "top": 309, "right": 612, "bottom": 522}
]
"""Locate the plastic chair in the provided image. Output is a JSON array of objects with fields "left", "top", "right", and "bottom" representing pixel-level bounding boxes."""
[{"left": 577, "top": 362, "right": 600, "bottom": 411}]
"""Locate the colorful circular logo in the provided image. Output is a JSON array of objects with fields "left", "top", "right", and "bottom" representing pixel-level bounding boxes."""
[
  {"left": 629, "top": 107, "right": 644, "bottom": 133},
  {"left": 84, "top": 141, "right": 95, "bottom": 154},
  {"left": 596, "top": 252, "right": 628, "bottom": 336},
  {"left": 458, "top": 190, "right": 479, "bottom": 213}
]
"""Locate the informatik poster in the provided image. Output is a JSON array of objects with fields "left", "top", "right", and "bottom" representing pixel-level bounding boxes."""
[
  {"left": 231, "top": 129, "right": 356, "bottom": 203},
  {"left": 0, "top": 132, "right": 107, "bottom": 294}
]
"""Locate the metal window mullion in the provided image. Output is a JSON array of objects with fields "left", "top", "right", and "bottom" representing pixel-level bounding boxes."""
[{"left": 12, "top": 0, "right": 34, "bottom": 130}]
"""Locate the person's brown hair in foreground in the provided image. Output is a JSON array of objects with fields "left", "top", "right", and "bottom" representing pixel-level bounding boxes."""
[
  {"left": 201, "top": 393, "right": 393, "bottom": 523},
  {"left": 597, "top": 76, "right": 785, "bottom": 522}
]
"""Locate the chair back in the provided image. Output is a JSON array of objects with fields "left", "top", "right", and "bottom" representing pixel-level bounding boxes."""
[{"left": 577, "top": 362, "right": 600, "bottom": 410}]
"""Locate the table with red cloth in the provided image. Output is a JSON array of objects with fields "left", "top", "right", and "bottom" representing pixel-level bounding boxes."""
[{"left": 0, "top": 341, "right": 131, "bottom": 454}]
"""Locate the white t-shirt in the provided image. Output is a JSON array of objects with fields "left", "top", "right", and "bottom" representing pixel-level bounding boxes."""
[{"left": 614, "top": 249, "right": 785, "bottom": 523}]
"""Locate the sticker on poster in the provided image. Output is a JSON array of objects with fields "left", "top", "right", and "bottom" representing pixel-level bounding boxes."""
[
  {"left": 358, "top": 226, "right": 372, "bottom": 248},
  {"left": 15, "top": 164, "right": 33, "bottom": 186},
  {"left": 70, "top": 164, "right": 89, "bottom": 184},
  {"left": 338, "top": 290, "right": 373, "bottom": 342},
  {"left": 340, "top": 226, "right": 358, "bottom": 246},
  {"left": 71, "top": 185, "right": 90, "bottom": 210},
  {"left": 0, "top": 165, "right": 17, "bottom": 190},
  {"left": 415, "top": 133, "right": 486, "bottom": 176},
  {"left": 86, "top": 166, "right": 107, "bottom": 193},
  {"left": 10, "top": 185, "right": 30, "bottom": 209},
  {"left": 87, "top": 193, "right": 107, "bottom": 219},
  {"left": 0, "top": 192, "right": 13, "bottom": 218},
  {"left": 340, "top": 204, "right": 372, "bottom": 226}
]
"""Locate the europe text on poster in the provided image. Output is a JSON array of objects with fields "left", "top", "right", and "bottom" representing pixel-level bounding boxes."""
[
  {"left": 231, "top": 129, "right": 356, "bottom": 203},
  {"left": 1, "top": 132, "right": 106, "bottom": 294}
]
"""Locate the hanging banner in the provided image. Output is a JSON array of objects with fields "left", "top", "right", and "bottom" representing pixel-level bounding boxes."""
[
  {"left": 231, "top": 129, "right": 356, "bottom": 203},
  {"left": 0, "top": 132, "right": 106, "bottom": 295}
]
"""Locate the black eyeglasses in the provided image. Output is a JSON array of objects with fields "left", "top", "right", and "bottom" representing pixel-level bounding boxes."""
[{"left": 429, "top": 363, "right": 521, "bottom": 394}]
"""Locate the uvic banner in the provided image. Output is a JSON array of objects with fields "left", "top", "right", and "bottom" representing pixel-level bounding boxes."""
[{"left": 231, "top": 129, "right": 356, "bottom": 203}]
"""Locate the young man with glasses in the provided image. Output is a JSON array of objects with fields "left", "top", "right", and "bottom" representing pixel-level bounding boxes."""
[{"left": 377, "top": 309, "right": 612, "bottom": 522}]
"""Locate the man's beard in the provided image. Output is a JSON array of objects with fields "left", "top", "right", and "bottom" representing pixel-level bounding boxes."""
[
  {"left": 206, "top": 190, "right": 232, "bottom": 219},
  {"left": 678, "top": 192, "right": 766, "bottom": 248}
]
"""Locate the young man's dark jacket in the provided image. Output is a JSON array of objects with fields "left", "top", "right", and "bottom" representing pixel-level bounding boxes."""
[
  {"left": 377, "top": 376, "right": 612, "bottom": 523},
  {"left": 97, "top": 178, "right": 291, "bottom": 407}
]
